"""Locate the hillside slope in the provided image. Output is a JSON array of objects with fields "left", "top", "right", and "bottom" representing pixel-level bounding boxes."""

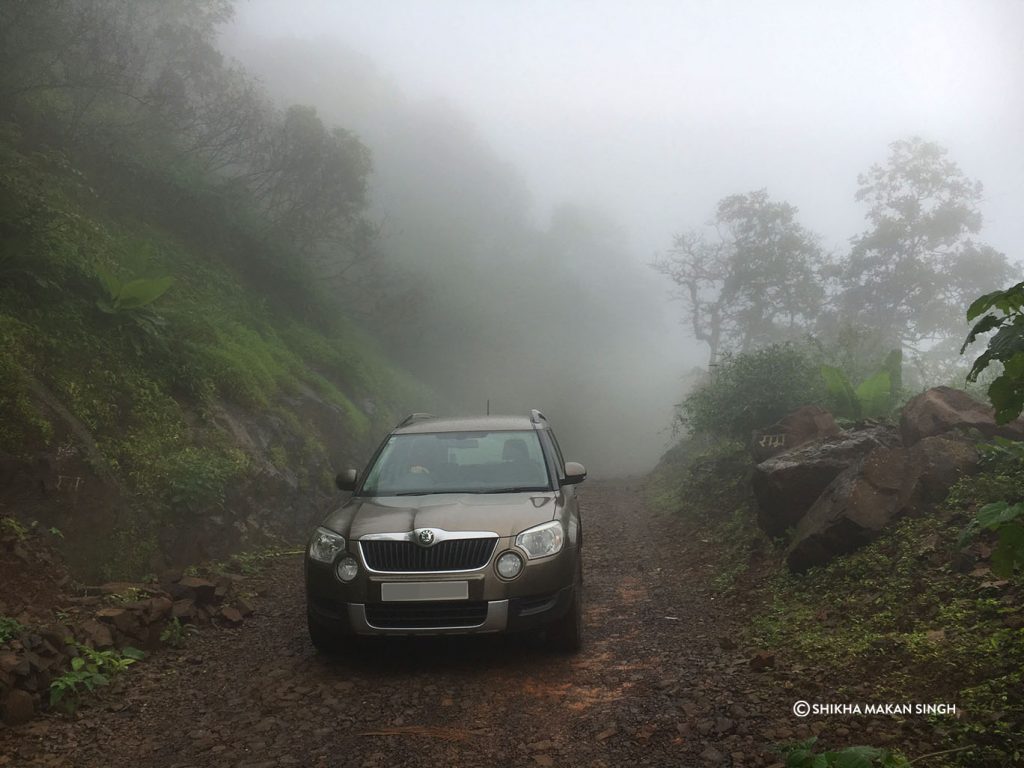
[{"left": 0, "top": 124, "right": 427, "bottom": 581}]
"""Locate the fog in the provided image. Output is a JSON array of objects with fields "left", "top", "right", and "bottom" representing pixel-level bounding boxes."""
[{"left": 221, "top": 0, "right": 1024, "bottom": 474}]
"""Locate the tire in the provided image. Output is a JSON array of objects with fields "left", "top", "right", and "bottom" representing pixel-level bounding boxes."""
[
  {"left": 307, "top": 611, "right": 345, "bottom": 654},
  {"left": 548, "top": 558, "right": 583, "bottom": 653}
]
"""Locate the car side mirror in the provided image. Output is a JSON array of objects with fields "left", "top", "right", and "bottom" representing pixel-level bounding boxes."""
[
  {"left": 562, "top": 461, "right": 587, "bottom": 485},
  {"left": 335, "top": 469, "right": 359, "bottom": 491}
]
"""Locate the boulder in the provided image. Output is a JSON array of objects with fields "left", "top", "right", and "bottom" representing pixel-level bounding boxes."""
[
  {"left": 750, "top": 406, "right": 840, "bottom": 463},
  {"left": 900, "top": 386, "right": 1024, "bottom": 446},
  {"left": 787, "top": 437, "right": 979, "bottom": 571},
  {"left": 907, "top": 436, "right": 980, "bottom": 507},
  {"left": 752, "top": 425, "right": 901, "bottom": 537}
]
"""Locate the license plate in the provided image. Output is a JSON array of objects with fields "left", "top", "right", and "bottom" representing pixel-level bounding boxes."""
[{"left": 380, "top": 581, "right": 469, "bottom": 602}]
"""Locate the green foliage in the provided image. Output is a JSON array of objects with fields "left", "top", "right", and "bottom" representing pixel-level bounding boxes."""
[
  {"left": 48, "top": 645, "right": 144, "bottom": 714},
  {"left": 104, "top": 588, "right": 146, "bottom": 606},
  {"left": 96, "top": 270, "right": 174, "bottom": 313},
  {"left": 968, "top": 502, "right": 1024, "bottom": 575},
  {"left": 781, "top": 739, "right": 909, "bottom": 768},
  {"left": 962, "top": 281, "right": 1024, "bottom": 423},
  {"left": 820, "top": 350, "right": 901, "bottom": 420},
  {"left": 0, "top": 517, "right": 29, "bottom": 541},
  {"left": 0, "top": 317, "right": 53, "bottom": 455},
  {"left": 0, "top": 616, "right": 25, "bottom": 644},
  {"left": 160, "top": 618, "right": 198, "bottom": 648},
  {"left": 957, "top": 438, "right": 1024, "bottom": 577},
  {"left": 680, "top": 343, "right": 826, "bottom": 437}
]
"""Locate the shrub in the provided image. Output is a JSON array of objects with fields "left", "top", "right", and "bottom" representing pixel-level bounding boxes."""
[{"left": 679, "top": 343, "right": 826, "bottom": 438}]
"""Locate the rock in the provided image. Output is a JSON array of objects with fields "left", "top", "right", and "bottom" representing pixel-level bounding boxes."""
[
  {"left": 178, "top": 576, "right": 218, "bottom": 604},
  {"left": 79, "top": 619, "right": 115, "bottom": 649},
  {"left": 787, "top": 437, "right": 979, "bottom": 571},
  {"left": 95, "top": 607, "right": 140, "bottom": 636},
  {"left": 1, "top": 688, "right": 35, "bottom": 726},
  {"left": 700, "top": 745, "right": 725, "bottom": 763},
  {"left": 158, "top": 568, "right": 183, "bottom": 586},
  {"left": 900, "top": 386, "right": 1024, "bottom": 447},
  {"left": 750, "top": 406, "right": 840, "bottom": 462},
  {"left": 219, "top": 606, "right": 243, "bottom": 625},
  {"left": 752, "top": 425, "right": 901, "bottom": 537},
  {"left": 233, "top": 597, "right": 254, "bottom": 618},
  {"left": 749, "top": 651, "right": 775, "bottom": 671},
  {"left": 140, "top": 596, "right": 173, "bottom": 624},
  {"left": 786, "top": 450, "right": 908, "bottom": 572},
  {"left": 907, "top": 436, "right": 979, "bottom": 507},
  {"left": 172, "top": 598, "right": 197, "bottom": 621}
]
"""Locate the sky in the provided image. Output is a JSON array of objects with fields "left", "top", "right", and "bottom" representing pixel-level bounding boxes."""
[{"left": 230, "top": 0, "right": 1024, "bottom": 261}]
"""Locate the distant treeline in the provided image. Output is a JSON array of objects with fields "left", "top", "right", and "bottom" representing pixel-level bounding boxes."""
[{"left": 653, "top": 139, "right": 1015, "bottom": 385}]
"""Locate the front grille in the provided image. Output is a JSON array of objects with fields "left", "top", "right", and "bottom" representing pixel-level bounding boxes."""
[
  {"left": 360, "top": 538, "right": 497, "bottom": 572},
  {"left": 365, "top": 601, "right": 488, "bottom": 628}
]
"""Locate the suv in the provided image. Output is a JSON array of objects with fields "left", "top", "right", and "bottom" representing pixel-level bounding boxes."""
[{"left": 305, "top": 410, "right": 586, "bottom": 652}]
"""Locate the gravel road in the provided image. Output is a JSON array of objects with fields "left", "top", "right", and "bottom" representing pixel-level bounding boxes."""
[{"left": 2, "top": 480, "right": 809, "bottom": 768}]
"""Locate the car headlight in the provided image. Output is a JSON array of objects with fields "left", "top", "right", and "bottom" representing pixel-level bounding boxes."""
[
  {"left": 308, "top": 527, "right": 346, "bottom": 563},
  {"left": 515, "top": 520, "right": 564, "bottom": 559}
]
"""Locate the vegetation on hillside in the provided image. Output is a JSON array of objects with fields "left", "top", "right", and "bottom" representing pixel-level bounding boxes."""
[
  {"left": 0, "top": 1, "right": 425, "bottom": 578},
  {"left": 648, "top": 428, "right": 1024, "bottom": 766}
]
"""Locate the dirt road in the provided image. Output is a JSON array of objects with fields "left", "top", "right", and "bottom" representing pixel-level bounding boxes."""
[{"left": 2, "top": 481, "right": 801, "bottom": 768}]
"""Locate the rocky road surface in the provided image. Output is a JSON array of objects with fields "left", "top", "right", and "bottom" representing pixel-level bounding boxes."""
[{"left": 1, "top": 481, "right": 839, "bottom": 767}]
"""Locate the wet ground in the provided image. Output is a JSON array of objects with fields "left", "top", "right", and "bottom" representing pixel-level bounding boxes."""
[{"left": 1, "top": 481, "right": 816, "bottom": 768}]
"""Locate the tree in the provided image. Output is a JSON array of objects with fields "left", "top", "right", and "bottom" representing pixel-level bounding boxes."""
[
  {"left": 653, "top": 190, "right": 826, "bottom": 366},
  {"left": 837, "top": 138, "right": 1013, "bottom": 363}
]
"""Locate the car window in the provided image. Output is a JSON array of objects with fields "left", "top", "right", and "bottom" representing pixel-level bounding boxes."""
[{"left": 359, "top": 430, "right": 552, "bottom": 496}]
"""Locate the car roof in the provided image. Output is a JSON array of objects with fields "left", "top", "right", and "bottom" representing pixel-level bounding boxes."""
[{"left": 392, "top": 415, "right": 541, "bottom": 435}]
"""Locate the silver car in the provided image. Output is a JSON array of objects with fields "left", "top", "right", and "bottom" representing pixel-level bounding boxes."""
[{"left": 305, "top": 410, "right": 586, "bottom": 652}]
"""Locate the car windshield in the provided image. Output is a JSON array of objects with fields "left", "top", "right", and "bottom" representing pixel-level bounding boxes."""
[{"left": 359, "top": 430, "right": 552, "bottom": 496}]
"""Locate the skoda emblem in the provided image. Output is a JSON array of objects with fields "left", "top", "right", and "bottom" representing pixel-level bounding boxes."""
[{"left": 416, "top": 528, "right": 436, "bottom": 547}]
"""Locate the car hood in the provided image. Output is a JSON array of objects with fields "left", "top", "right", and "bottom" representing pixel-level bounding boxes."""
[{"left": 322, "top": 492, "right": 559, "bottom": 539}]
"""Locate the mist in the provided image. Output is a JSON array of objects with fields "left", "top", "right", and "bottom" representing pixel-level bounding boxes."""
[{"left": 215, "top": 0, "right": 1024, "bottom": 474}]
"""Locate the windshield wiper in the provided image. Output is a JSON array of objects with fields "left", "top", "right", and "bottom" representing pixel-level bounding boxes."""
[{"left": 476, "top": 487, "right": 547, "bottom": 494}]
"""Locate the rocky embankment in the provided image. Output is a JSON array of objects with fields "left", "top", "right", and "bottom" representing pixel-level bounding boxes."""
[
  {"left": 751, "top": 386, "right": 1021, "bottom": 571},
  {"left": 0, "top": 524, "right": 257, "bottom": 727}
]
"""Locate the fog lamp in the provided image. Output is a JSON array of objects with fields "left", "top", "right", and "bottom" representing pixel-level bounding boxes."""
[
  {"left": 496, "top": 551, "right": 524, "bottom": 579},
  {"left": 335, "top": 556, "right": 359, "bottom": 582}
]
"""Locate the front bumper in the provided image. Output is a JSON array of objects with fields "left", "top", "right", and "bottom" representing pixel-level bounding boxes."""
[{"left": 307, "top": 585, "right": 574, "bottom": 637}]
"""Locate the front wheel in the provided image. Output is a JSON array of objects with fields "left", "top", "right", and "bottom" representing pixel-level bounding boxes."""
[
  {"left": 307, "top": 611, "right": 345, "bottom": 654},
  {"left": 547, "top": 559, "right": 583, "bottom": 653}
]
